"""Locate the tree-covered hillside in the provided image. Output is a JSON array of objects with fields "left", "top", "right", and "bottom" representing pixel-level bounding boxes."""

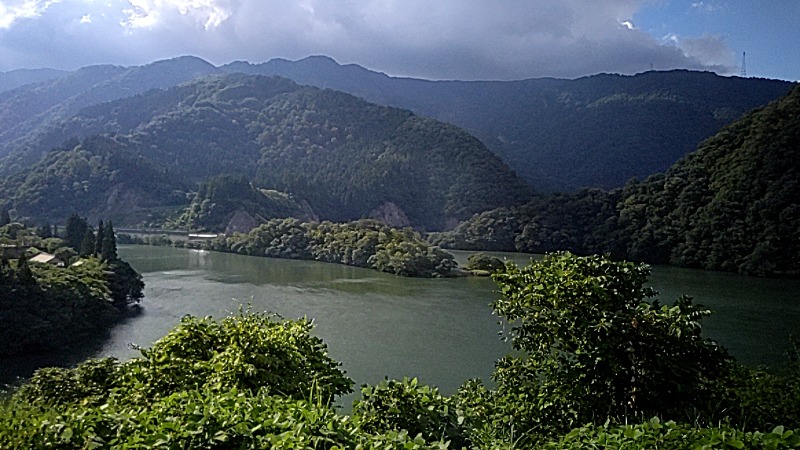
[
  {"left": 225, "top": 56, "right": 795, "bottom": 191},
  {"left": 0, "top": 56, "right": 793, "bottom": 193},
  {"left": 174, "top": 174, "right": 314, "bottom": 233},
  {"left": 0, "top": 56, "right": 220, "bottom": 171},
  {"left": 0, "top": 136, "right": 187, "bottom": 226},
  {"left": 434, "top": 85, "right": 800, "bottom": 277},
  {"left": 3, "top": 74, "right": 531, "bottom": 230},
  {"left": 616, "top": 83, "right": 800, "bottom": 276}
]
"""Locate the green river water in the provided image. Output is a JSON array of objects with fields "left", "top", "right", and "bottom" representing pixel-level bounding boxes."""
[{"left": 3, "top": 246, "right": 799, "bottom": 406}]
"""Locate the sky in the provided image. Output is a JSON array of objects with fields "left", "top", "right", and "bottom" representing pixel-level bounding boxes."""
[{"left": 0, "top": 0, "right": 797, "bottom": 81}]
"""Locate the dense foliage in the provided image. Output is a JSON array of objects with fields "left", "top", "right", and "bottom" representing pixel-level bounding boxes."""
[
  {"left": 462, "top": 252, "right": 505, "bottom": 276},
  {"left": 3, "top": 253, "right": 798, "bottom": 449},
  {"left": 174, "top": 174, "right": 311, "bottom": 232},
  {"left": 229, "top": 56, "right": 795, "bottom": 191},
  {"left": 2, "top": 73, "right": 531, "bottom": 230},
  {"left": 0, "top": 218, "right": 142, "bottom": 356},
  {"left": 0, "top": 136, "right": 187, "bottom": 226},
  {"left": 219, "top": 218, "right": 457, "bottom": 277},
  {"left": 433, "top": 85, "right": 800, "bottom": 277},
  {"left": 487, "top": 253, "right": 730, "bottom": 437},
  {"left": 0, "top": 255, "right": 118, "bottom": 357},
  {"left": 0, "top": 312, "right": 450, "bottom": 450}
]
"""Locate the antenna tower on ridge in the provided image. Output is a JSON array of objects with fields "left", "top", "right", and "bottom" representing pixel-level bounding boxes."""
[{"left": 740, "top": 52, "right": 747, "bottom": 77}]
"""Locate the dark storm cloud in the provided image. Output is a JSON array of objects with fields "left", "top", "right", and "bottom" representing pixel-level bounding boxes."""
[{"left": 0, "top": 0, "right": 736, "bottom": 79}]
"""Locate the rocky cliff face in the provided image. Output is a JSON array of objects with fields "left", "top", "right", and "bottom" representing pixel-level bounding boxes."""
[
  {"left": 368, "top": 201, "right": 412, "bottom": 228},
  {"left": 225, "top": 209, "right": 260, "bottom": 235}
]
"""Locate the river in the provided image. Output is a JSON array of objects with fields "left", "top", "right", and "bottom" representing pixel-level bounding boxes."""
[{"left": 3, "top": 246, "right": 799, "bottom": 405}]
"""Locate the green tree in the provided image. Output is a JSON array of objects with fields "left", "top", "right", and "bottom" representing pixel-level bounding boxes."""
[
  {"left": 36, "top": 222, "right": 52, "bottom": 238},
  {"left": 79, "top": 227, "right": 95, "bottom": 257},
  {"left": 488, "top": 252, "right": 730, "bottom": 436},
  {"left": 94, "top": 219, "right": 104, "bottom": 256},
  {"left": 54, "top": 246, "right": 78, "bottom": 266},
  {"left": 106, "top": 259, "right": 143, "bottom": 308},
  {"left": 14, "top": 255, "right": 35, "bottom": 286},
  {"left": 64, "top": 214, "right": 89, "bottom": 252},
  {"left": 101, "top": 220, "right": 117, "bottom": 261}
]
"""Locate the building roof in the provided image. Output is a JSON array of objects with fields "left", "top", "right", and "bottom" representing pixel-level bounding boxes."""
[{"left": 29, "top": 252, "right": 57, "bottom": 264}]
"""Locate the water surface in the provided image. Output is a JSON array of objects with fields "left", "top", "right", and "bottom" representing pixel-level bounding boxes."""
[{"left": 3, "top": 246, "right": 798, "bottom": 401}]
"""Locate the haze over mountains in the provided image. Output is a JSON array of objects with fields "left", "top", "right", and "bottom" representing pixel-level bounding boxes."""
[{"left": 0, "top": 56, "right": 794, "bottom": 191}]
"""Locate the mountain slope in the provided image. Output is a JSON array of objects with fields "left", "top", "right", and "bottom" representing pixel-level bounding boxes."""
[
  {"left": 223, "top": 56, "right": 795, "bottom": 191},
  {"left": 2, "top": 74, "right": 531, "bottom": 230},
  {"left": 1, "top": 56, "right": 792, "bottom": 192},
  {"left": 0, "top": 68, "right": 67, "bottom": 93},
  {"left": 434, "top": 85, "right": 800, "bottom": 277},
  {"left": 616, "top": 84, "right": 800, "bottom": 276},
  {"left": 0, "top": 136, "right": 187, "bottom": 225},
  {"left": 0, "top": 56, "right": 220, "bottom": 169}
]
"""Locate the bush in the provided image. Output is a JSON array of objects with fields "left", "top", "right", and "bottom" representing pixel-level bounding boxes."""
[
  {"left": 489, "top": 252, "right": 730, "bottom": 436},
  {"left": 354, "top": 377, "right": 470, "bottom": 448}
]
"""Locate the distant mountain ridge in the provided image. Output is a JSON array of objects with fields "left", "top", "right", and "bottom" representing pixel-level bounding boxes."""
[
  {"left": 0, "top": 56, "right": 793, "bottom": 191},
  {"left": 0, "top": 68, "right": 67, "bottom": 92},
  {"left": 1, "top": 74, "right": 531, "bottom": 230},
  {"left": 220, "top": 56, "right": 795, "bottom": 190}
]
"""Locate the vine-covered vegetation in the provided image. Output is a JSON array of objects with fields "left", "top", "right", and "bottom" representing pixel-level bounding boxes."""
[
  {"left": 432, "top": 85, "right": 800, "bottom": 277},
  {"left": 215, "top": 218, "right": 457, "bottom": 278},
  {"left": 2, "top": 253, "right": 798, "bottom": 448}
]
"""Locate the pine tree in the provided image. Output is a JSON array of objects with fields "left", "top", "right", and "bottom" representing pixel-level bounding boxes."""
[
  {"left": 65, "top": 214, "right": 89, "bottom": 252},
  {"left": 94, "top": 220, "right": 105, "bottom": 256},
  {"left": 101, "top": 221, "right": 117, "bottom": 262},
  {"left": 80, "top": 227, "right": 96, "bottom": 257}
]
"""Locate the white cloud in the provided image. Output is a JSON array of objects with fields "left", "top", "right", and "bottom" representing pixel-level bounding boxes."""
[
  {"left": 121, "top": 0, "right": 232, "bottom": 30},
  {"left": 691, "top": 2, "right": 721, "bottom": 12},
  {"left": 676, "top": 33, "right": 735, "bottom": 69},
  {"left": 0, "top": 0, "right": 58, "bottom": 28},
  {"left": 0, "top": 0, "right": 739, "bottom": 79}
]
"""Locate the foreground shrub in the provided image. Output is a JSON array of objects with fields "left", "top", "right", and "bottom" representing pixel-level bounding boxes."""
[
  {"left": 1, "top": 387, "right": 449, "bottom": 449},
  {"left": 542, "top": 418, "right": 800, "bottom": 450},
  {"left": 14, "top": 311, "right": 353, "bottom": 408},
  {"left": 489, "top": 252, "right": 731, "bottom": 437},
  {"left": 353, "top": 377, "right": 470, "bottom": 448}
]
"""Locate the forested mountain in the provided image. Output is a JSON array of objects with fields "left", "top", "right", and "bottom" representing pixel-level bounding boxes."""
[
  {"left": 0, "top": 136, "right": 187, "bottom": 226},
  {"left": 1, "top": 74, "right": 531, "bottom": 230},
  {"left": 617, "top": 84, "right": 800, "bottom": 276},
  {"left": 223, "top": 56, "right": 795, "bottom": 191},
  {"left": 0, "top": 56, "right": 220, "bottom": 171},
  {"left": 0, "top": 56, "right": 792, "bottom": 192},
  {"left": 433, "top": 85, "right": 800, "bottom": 277}
]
